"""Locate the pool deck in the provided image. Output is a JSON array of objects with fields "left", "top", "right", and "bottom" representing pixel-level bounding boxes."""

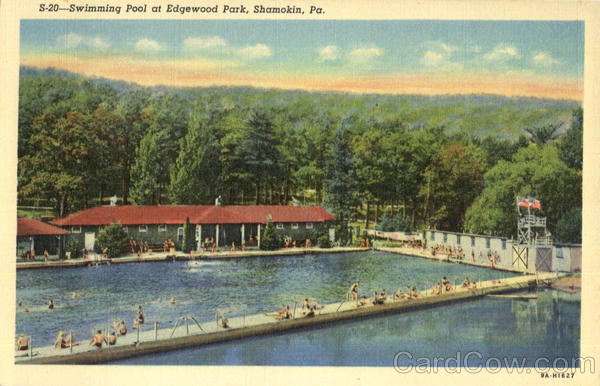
[
  {"left": 16, "top": 271, "right": 566, "bottom": 364},
  {"left": 375, "top": 246, "right": 534, "bottom": 274},
  {"left": 16, "top": 246, "right": 369, "bottom": 269}
]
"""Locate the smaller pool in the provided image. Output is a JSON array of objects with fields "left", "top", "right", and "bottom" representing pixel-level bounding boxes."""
[{"left": 114, "top": 289, "right": 580, "bottom": 366}]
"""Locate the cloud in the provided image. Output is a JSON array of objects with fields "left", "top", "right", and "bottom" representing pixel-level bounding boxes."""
[
  {"left": 483, "top": 44, "right": 521, "bottom": 61},
  {"left": 420, "top": 42, "right": 460, "bottom": 68},
  {"left": 56, "top": 33, "right": 110, "bottom": 50},
  {"left": 348, "top": 47, "right": 383, "bottom": 60},
  {"left": 319, "top": 45, "right": 339, "bottom": 61},
  {"left": 56, "top": 33, "right": 84, "bottom": 49},
  {"left": 135, "top": 38, "right": 162, "bottom": 51},
  {"left": 532, "top": 51, "right": 560, "bottom": 67},
  {"left": 421, "top": 51, "right": 445, "bottom": 67},
  {"left": 236, "top": 43, "right": 272, "bottom": 59},
  {"left": 425, "top": 41, "right": 457, "bottom": 53},
  {"left": 88, "top": 37, "right": 110, "bottom": 50},
  {"left": 183, "top": 36, "right": 226, "bottom": 50}
]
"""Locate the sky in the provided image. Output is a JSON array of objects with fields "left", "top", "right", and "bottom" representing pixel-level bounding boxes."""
[{"left": 20, "top": 20, "right": 584, "bottom": 100}]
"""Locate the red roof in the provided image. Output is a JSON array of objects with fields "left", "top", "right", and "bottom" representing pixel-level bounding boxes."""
[
  {"left": 52, "top": 205, "right": 336, "bottom": 226},
  {"left": 191, "top": 206, "right": 254, "bottom": 225},
  {"left": 18, "top": 218, "right": 70, "bottom": 236},
  {"left": 233, "top": 206, "right": 336, "bottom": 224}
]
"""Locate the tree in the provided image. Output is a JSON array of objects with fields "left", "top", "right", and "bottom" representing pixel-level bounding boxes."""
[
  {"left": 559, "top": 107, "right": 583, "bottom": 170},
  {"left": 524, "top": 123, "right": 562, "bottom": 145},
  {"left": 129, "top": 129, "right": 168, "bottom": 205},
  {"left": 324, "top": 126, "right": 360, "bottom": 224},
  {"left": 181, "top": 217, "right": 195, "bottom": 253},
  {"left": 554, "top": 206, "right": 582, "bottom": 244},
  {"left": 114, "top": 90, "right": 153, "bottom": 205},
  {"left": 465, "top": 144, "right": 581, "bottom": 238},
  {"left": 169, "top": 105, "right": 223, "bottom": 204},
  {"left": 260, "top": 216, "right": 281, "bottom": 250},
  {"left": 420, "top": 143, "right": 486, "bottom": 231},
  {"left": 96, "top": 222, "right": 128, "bottom": 258}
]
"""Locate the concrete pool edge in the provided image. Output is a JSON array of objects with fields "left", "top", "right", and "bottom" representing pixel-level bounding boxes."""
[
  {"left": 16, "top": 247, "right": 369, "bottom": 270},
  {"left": 18, "top": 272, "right": 566, "bottom": 365}
]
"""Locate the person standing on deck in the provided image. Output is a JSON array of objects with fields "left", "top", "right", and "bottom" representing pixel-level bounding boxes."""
[{"left": 350, "top": 280, "right": 360, "bottom": 301}]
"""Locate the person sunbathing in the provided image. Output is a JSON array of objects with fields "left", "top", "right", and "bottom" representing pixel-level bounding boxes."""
[
  {"left": 462, "top": 278, "right": 471, "bottom": 288},
  {"left": 411, "top": 286, "right": 421, "bottom": 298},
  {"left": 220, "top": 316, "right": 230, "bottom": 328},
  {"left": 371, "top": 292, "right": 379, "bottom": 305},
  {"left": 89, "top": 330, "right": 104, "bottom": 349},
  {"left": 56, "top": 331, "right": 79, "bottom": 348},
  {"left": 118, "top": 321, "right": 127, "bottom": 336},
  {"left": 379, "top": 289, "right": 387, "bottom": 303},
  {"left": 394, "top": 289, "right": 406, "bottom": 300},
  {"left": 432, "top": 283, "right": 442, "bottom": 295},
  {"left": 17, "top": 334, "right": 28, "bottom": 351},
  {"left": 358, "top": 296, "right": 368, "bottom": 307},
  {"left": 107, "top": 332, "right": 117, "bottom": 346}
]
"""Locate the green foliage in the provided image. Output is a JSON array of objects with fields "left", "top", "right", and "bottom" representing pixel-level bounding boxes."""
[
  {"left": 17, "top": 67, "right": 582, "bottom": 241},
  {"left": 465, "top": 144, "right": 581, "bottom": 238},
  {"left": 554, "top": 207, "right": 582, "bottom": 244},
  {"left": 66, "top": 240, "right": 81, "bottom": 259},
  {"left": 96, "top": 222, "right": 129, "bottom": 258},
  {"left": 377, "top": 214, "right": 411, "bottom": 232},
  {"left": 260, "top": 217, "right": 282, "bottom": 250},
  {"left": 334, "top": 223, "right": 353, "bottom": 246},
  {"left": 559, "top": 108, "right": 583, "bottom": 170},
  {"left": 317, "top": 234, "right": 332, "bottom": 248},
  {"left": 181, "top": 217, "right": 194, "bottom": 253},
  {"left": 324, "top": 127, "right": 360, "bottom": 223}
]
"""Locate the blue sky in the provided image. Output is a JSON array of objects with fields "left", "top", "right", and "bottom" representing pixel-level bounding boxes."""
[{"left": 20, "top": 20, "right": 584, "bottom": 99}]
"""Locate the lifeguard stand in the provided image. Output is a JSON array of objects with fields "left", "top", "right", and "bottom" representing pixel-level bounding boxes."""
[{"left": 513, "top": 196, "right": 551, "bottom": 272}]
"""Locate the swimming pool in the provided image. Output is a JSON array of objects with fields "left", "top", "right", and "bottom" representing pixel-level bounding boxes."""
[{"left": 16, "top": 251, "right": 517, "bottom": 352}]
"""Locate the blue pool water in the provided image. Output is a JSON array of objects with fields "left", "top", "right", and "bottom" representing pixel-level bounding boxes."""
[
  {"left": 115, "top": 289, "right": 580, "bottom": 367},
  {"left": 16, "top": 251, "right": 515, "bottom": 350}
]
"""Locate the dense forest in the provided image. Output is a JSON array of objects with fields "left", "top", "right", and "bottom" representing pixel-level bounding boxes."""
[{"left": 17, "top": 67, "right": 582, "bottom": 243}]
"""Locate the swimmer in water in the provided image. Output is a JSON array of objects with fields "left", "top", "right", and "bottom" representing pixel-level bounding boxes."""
[
  {"left": 72, "top": 292, "right": 79, "bottom": 299},
  {"left": 48, "top": 300, "right": 54, "bottom": 310},
  {"left": 170, "top": 297, "right": 176, "bottom": 305}
]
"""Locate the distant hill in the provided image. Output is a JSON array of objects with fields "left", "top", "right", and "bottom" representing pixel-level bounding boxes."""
[{"left": 20, "top": 66, "right": 580, "bottom": 141}]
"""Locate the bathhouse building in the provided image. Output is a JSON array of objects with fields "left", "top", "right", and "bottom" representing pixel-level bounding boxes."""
[
  {"left": 17, "top": 217, "right": 70, "bottom": 257},
  {"left": 52, "top": 205, "right": 336, "bottom": 252}
]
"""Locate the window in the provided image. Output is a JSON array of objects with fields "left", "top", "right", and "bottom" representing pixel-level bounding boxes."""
[
  {"left": 486, "top": 238, "right": 490, "bottom": 249},
  {"left": 306, "top": 223, "right": 313, "bottom": 229},
  {"left": 471, "top": 236, "right": 475, "bottom": 246},
  {"left": 291, "top": 223, "right": 299, "bottom": 229},
  {"left": 430, "top": 232, "right": 435, "bottom": 241},
  {"left": 276, "top": 223, "right": 284, "bottom": 229},
  {"left": 443, "top": 233, "right": 448, "bottom": 243},
  {"left": 158, "top": 224, "right": 167, "bottom": 232},
  {"left": 71, "top": 226, "right": 81, "bottom": 233},
  {"left": 139, "top": 225, "right": 148, "bottom": 233},
  {"left": 457, "top": 235, "right": 461, "bottom": 244},
  {"left": 556, "top": 248, "right": 564, "bottom": 259},
  {"left": 177, "top": 227, "right": 184, "bottom": 241},
  {"left": 122, "top": 226, "right": 128, "bottom": 233},
  {"left": 502, "top": 239, "right": 506, "bottom": 250}
]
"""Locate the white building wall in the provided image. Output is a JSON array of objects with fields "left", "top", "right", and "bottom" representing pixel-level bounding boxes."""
[{"left": 552, "top": 246, "right": 572, "bottom": 272}]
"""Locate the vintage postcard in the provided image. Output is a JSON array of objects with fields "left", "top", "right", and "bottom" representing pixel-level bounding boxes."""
[{"left": 1, "top": 0, "right": 599, "bottom": 385}]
